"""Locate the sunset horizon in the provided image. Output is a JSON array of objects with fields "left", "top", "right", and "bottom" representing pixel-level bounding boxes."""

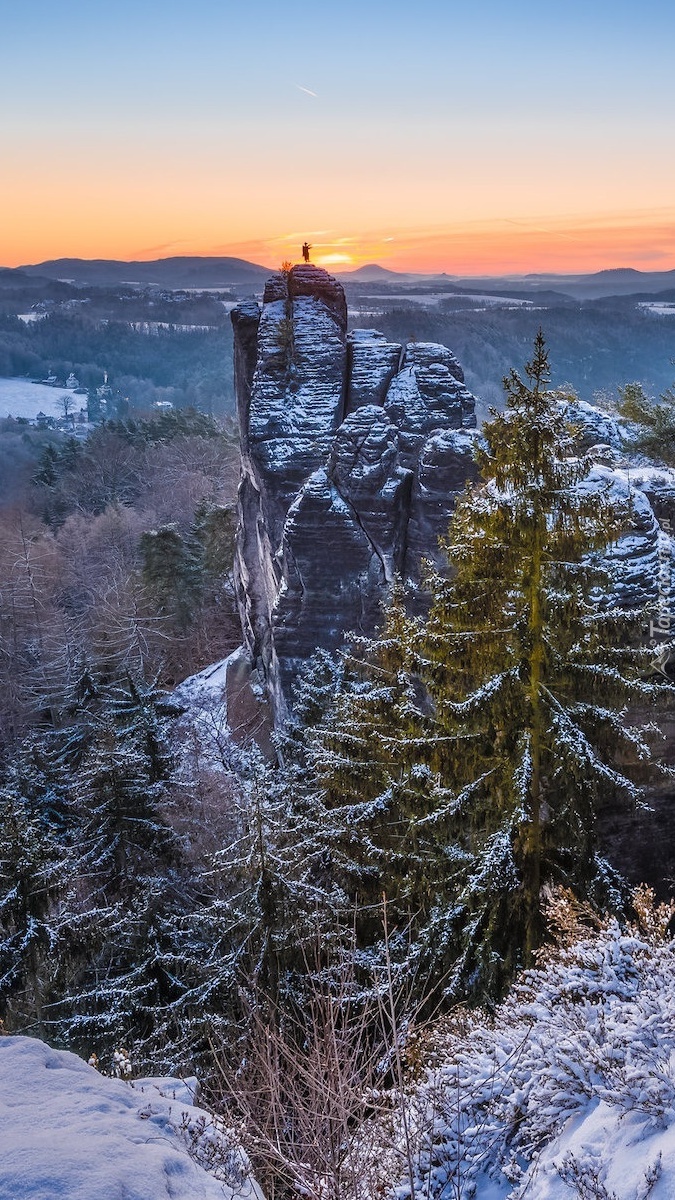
[{"left": 5, "top": 208, "right": 675, "bottom": 279}]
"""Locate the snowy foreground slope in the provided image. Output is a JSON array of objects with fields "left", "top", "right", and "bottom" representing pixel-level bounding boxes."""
[
  {"left": 394, "top": 898, "right": 675, "bottom": 1200},
  {"left": 2, "top": 908, "right": 675, "bottom": 1200},
  {"left": 0, "top": 1037, "right": 261, "bottom": 1200}
]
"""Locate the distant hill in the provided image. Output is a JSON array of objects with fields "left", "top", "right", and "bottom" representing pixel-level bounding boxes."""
[
  {"left": 16, "top": 256, "right": 272, "bottom": 289},
  {"left": 0, "top": 268, "right": 79, "bottom": 303},
  {"left": 5, "top": 257, "right": 675, "bottom": 300},
  {"left": 340, "top": 264, "right": 675, "bottom": 300},
  {"left": 336, "top": 263, "right": 415, "bottom": 282},
  {"left": 451, "top": 268, "right": 675, "bottom": 300},
  {"left": 0, "top": 267, "right": 73, "bottom": 290}
]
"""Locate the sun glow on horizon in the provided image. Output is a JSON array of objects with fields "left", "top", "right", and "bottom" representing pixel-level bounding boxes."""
[
  {"left": 221, "top": 211, "right": 675, "bottom": 278},
  {"left": 314, "top": 253, "right": 355, "bottom": 267},
  {"left": 2, "top": 210, "right": 675, "bottom": 278},
  {"left": 4, "top": 0, "right": 675, "bottom": 278}
]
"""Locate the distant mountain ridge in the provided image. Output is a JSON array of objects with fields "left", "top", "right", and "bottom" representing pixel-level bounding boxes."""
[
  {"left": 336, "top": 263, "right": 412, "bottom": 282},
  {"left": 15, "top": 256, "right": 271, "bottom": 288},
  {"left": 4, "top": 256, "right": 675, "bottom": 299}
]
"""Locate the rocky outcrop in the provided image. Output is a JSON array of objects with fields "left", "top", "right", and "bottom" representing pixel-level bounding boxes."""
[
  {"left": 628, "top": 467, "right": 675, "bottom": 530},
  {"left": 407, "top": 428, "right": 478, "bottom": 589},
  {"left": 559, "top": 396, "right": 623, "bottom": 451},
  {"left": 232, "top": 266, "right": 675, "bottom": 729},
  {"left": 384, "top": 341, "right": 476, "bottom": 469},
  {"left": 588, "top": 465, "right": 666, "bottom": 608},
  {"left": 241, "top": 266, "right": 348, "bottom": 546},
  {"left": 346, "top": 329, "right": 401, "bottom": 411},
  {"left": 233, "top": 271, "right": 673, "bottom": 707},
  {"left": 232, "top": 266, "right": 478, "bottom": 720}
]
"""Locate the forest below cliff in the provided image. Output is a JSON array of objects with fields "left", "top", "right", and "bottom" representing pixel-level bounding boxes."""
[{"left": 0, "top": 408, "right": 241, "bottom": 749}]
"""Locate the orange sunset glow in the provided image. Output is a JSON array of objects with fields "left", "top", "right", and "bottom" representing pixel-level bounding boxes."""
[
  {"left": 253, "top": 213, "right": 675, "bottom": 276},
  {"left": 4, "top": 200, "right": 675, "bottom": 277}
]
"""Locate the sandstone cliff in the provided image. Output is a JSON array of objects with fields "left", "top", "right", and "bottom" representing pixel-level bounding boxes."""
[
  {"left": 232, "top": 265, "right": 478, "bottom": 721},
  {"left": 231, "top": 267, "right": 675, "bottom": 734}
]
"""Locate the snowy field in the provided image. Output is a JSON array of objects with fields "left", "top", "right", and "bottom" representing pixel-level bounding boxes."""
[
  {"left": 0, "top": 1036, "right": 262, "bottom": 1200},
  {"left": 359, "top": 292, "right": 535, "bottom": 307},
  {"left": 638, "top": 302, "right": 675, "bottom": 317},
  {"left": 0, "top": 378, "right": 86, "bottom": 421}
]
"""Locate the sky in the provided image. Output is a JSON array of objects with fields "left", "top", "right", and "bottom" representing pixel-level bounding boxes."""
[{"left": 2, "top": 0, "right": 675, "bottom": 275}]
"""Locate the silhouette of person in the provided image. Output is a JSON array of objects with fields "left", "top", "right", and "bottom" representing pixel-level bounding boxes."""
[{"left": 302, "top": 242, "right": 311, "bottom": 263}]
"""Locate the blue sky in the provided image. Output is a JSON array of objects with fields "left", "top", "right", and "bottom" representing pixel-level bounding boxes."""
[{"left": 2, "top": 0, "right": 674, "bottom": 270}]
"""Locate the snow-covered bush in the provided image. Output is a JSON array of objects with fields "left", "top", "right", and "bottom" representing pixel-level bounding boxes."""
[{"left": 388, "top": 888, "right": 675, "bottom": 1200}]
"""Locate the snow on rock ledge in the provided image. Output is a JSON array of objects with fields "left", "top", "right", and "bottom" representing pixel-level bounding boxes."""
[{"left": 0, "top": 1035, "right": 261, "bottom": 1200}]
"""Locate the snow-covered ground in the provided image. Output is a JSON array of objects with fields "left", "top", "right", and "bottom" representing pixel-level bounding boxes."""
[
  {"left": 359, "top": 292, "right": 536, "bottom": 308},
  {"left": 0, "top": 1036, "right": 261, "bottom": 1200},
  {"left": 0, "top": 377, "right": 86, "bottom": 421},
  {"left": 171, "top": 651, "right": 236, "bottom": 775},
  {"left": 3, "top": 905, "right": 675, "bottom": 1200},
  {"left": 172, "top": 646, "right": 274, "bottom": 770},
  {"left": 392, "top": 893, "right": 675, "bottom": 1200},
  {"left": 638, "top": 302, "right": 675, "bottom": 317}
]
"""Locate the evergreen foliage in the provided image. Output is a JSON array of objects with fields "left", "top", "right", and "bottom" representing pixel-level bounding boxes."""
[
  {"left": 616, "top": 379, "right": 675, "bottom": 464},
  {"left": 141, "top": 525, "right": 202, "bottom": 633},
  {"left": 295, "top": 333, "right": 673, "bottom": 1003},
  {"left": 0, "top": 673, "right": 189, "bottom": 1064},
  {"left": 423, "top": 332, "right": 671, "bottom": 981},
  {"left": 0, "top": 782, "right": 67, "bottom": 1036},
  {"left": 140, "top": 503, "right": 237, "bottom": 647},
  {"left": 75, "top": 678, "right": 177, "bottom": 894},
  {"left": 304, "top": 600, "right": 449, "bottom": 963},
  {"left": 190, "top": 501, "right": 236, "bottom": 586}
]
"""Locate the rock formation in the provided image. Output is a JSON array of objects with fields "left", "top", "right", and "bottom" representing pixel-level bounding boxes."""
[
  {"left": 232, "top": 266, "right": 674, "bottom": 737},
  {"left": 232, "top": 265, "right": 478, "bottom": 721}
]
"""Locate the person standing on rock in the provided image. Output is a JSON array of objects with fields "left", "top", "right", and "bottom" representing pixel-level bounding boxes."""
[{"left": 302, "top": 242, "right": 311, "bottom": 263}]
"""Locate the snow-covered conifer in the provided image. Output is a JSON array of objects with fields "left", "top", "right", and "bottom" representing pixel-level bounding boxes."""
[
  {"left": 0, "top": 782, "right": 67, "bottom": 1035},
  {"left": 419, "top": 330, "right": 672, "bottom": 991}
]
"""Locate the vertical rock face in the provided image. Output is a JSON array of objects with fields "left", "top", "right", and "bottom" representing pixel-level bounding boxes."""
[
  {"left": 346, "top": 329, "right": 402, "bottom": 412},
  {"left": 406, "top": 427, "right": 478, "bottom": 589},
  {"left": 245, "top": 266, "right": 348, "bottom": 546},
  {"left": 233, "top": 266, "right": 478, "bottom": 721}
]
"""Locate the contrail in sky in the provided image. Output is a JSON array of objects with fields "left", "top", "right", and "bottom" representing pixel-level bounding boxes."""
[{"left": 296, "top": 84, "right": 317, "bottom": 97}]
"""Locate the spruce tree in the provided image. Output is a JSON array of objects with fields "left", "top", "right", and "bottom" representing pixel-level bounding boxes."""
[
  {"left": 306, "top": 596, "right": 443, "bottom": 956},
  {"left": 265, "top": 610, "right": 456, "bottom": 999},
  {"left": 52, "top": 676, "right": 182, "bottom": 1062},
  {"left": 0, "top": 783, "right": 67, "bottom": 1035},
  {"left": 140, "top": 525, "right": 201, "bottom": 634},
  {"left": 616, "top": 380, "right": 675, "bottom": 465},
  {"left": 189, "top": 501, "right": 236, "bottom": 588},
  {"left": 75, "top": 676, "right": 177, "bottom": 897},
  {"left": 420, "top": 330, "right": 669, "bottom": 989},
  {"left": 296, "top": 333, "right": 673, "bottom": 1003}
]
